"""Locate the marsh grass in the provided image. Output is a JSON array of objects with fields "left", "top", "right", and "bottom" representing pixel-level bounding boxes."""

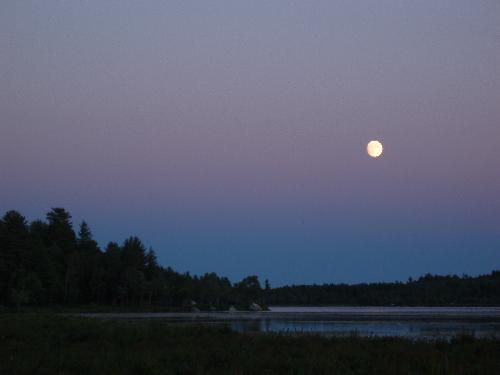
[{"left": 1, "top": 314, "right": 499, "bottom": 374}]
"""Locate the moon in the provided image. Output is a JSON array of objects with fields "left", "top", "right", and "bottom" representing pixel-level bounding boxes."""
[{"left": 367, "top": 140, "right": 383, "bottom": 158}]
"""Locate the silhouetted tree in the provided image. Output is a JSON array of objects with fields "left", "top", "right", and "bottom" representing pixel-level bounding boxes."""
[
  {"left": 265, "top": 279, "right": 271, "bottom": 291},
  {"left": 77, "top": 222, "right": 103, "bottom": 303},
  {"left": 47, "top": 208, "right": 76, "bottom": 253},
  {"left": 1, "top": 208, "right": 500, "bottom": 310},
  {"left": 234, "top": 275, "right": 263, "bottom": 307}
]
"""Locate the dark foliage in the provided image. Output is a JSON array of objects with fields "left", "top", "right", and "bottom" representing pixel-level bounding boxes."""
[
  {"left": 266, "top": 272, "right": 500, "bottom": 306},
  {"left": 1, "top": 209, "right": 499, "bottom": 310},
  {"left": 1, "top": 315, "right": 500, "bottom": 375},
  {"left": 0, "top": 209, "right": 263, "bottom": 310}
]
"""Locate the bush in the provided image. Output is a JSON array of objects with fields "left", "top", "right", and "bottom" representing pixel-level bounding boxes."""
[{"left": 1, "top": 314, "right": 499, "bottom": 374}]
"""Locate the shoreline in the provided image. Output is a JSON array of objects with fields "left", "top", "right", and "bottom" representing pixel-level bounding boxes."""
[{"left": 73, "top": 306, "right": 500, "bottom": 322}]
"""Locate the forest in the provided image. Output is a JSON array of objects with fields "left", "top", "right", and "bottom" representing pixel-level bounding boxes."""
[
  {"left": 1, "top": 208, "right": 499, "bottom": 310},
  {"left": 267, "top": 271, "right": 500, "bottom": 306}
]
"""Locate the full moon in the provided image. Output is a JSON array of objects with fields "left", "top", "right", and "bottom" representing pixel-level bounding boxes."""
[{"left": 367, "top": 140, "right": 383, "bottom": 158}]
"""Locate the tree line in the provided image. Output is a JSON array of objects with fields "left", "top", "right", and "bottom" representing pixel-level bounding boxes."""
[
  {"left": 0, "top": 209, "right": 264, "bottom": 310},
  {"left": 1, "top": 208, "right": 499, "bottom": 310},
  {"left": 266, "top": 272, "right": 500, "bottom": 306}
]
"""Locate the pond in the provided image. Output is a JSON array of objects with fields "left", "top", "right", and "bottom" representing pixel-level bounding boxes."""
[{"left": 80, "top": 306, "right": 500, "bottom": 339}]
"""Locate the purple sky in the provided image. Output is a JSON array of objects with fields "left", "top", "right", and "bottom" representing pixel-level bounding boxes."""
[{"left": 1, "top": 1, "right": 500, "bottom": 285}]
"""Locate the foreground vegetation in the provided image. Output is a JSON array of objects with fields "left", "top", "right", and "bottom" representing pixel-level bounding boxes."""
[
  {"left": 1, "top": 208, "right": 500, "bottom": 311},
  {"left": 1, "top": 314, "right": 500, "bottom": 375}
]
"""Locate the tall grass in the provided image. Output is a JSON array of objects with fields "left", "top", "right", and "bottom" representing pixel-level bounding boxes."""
[{"left": 1, "top": 314, "right": 499, "bottom": 374}]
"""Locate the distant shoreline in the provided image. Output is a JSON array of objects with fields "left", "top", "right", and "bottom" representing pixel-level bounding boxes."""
[{"left": 73, "top": 306, "right": 500, "bottom": 323}]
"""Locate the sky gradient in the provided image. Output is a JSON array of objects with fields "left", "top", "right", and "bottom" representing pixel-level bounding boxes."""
[{"left": 1, "top": 1, "right": 500, "bottom": 286}]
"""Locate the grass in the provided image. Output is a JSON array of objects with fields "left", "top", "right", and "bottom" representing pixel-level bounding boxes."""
[
  {"left": 1, "top": 314, "right": 499, "bottom": 374},
  {"left": 0, "top": 304, "right": 188, "bottom": 314}
]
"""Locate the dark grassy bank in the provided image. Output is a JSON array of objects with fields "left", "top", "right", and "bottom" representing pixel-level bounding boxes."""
[
  {"left": 1, "top": 315, "right": 500, "bottom": 375},
  {"left": 0, "top": 304, "right": 188, "bottom": 314}
]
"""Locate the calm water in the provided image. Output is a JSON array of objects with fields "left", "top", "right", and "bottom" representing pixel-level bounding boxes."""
[
  {"left": 225, "top": 307, "right": 500, "bottom": 338},
  {"left": 81, "top": 306, "right": 500, "bottom": 339}
]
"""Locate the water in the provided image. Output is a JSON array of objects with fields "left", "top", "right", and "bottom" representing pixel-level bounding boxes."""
[
  {"left": 80, "top": 306, "right": 500, "bottom": 339},
  {"left": 223, "top": 307, "right": 500, "bottom": 338},
  {"left": 228, "top": 319, "right": 500, "bottom": 339}
]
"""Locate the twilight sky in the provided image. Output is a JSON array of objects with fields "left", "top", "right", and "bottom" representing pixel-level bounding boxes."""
[{"left": 1, "top": 1, "right": 499, "bottom": 286}]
